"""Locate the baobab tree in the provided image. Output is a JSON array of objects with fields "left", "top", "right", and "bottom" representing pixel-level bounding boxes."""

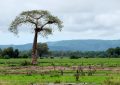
[{"left": 9, "top": 10, "right": 63, "bottom": 64}]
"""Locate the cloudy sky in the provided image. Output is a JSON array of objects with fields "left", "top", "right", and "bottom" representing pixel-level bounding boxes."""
[{"left": 0, "top": 0, "right": 120, "bottom": 45}]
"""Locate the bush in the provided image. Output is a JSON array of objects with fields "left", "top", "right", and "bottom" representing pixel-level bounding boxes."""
[
  {"left": 4, "top": 55, "right": 10, "bottom": 59},
  {"left": 50, "top": 56, "right": 54, "bottom": 59},
  {"left": 87, "top": 71, "right": 93, "bottom": 76},
  {"left": 103, "top": 77, "right": 120, "bottom": 85},
  {"left": 21, "top": 60, "right": 31, "bottom": 66},
  {"left": 20, "top": 54, "right": 29, "bottom": 58},
  {"left": 70, "top": 55, "right": 79, "bottom": 59},
  {"left": 40, "top": 57, "right": 44, "bottom": 59},
  {"left": 54, "top": 80, "right": 61, "bottom": 83},
  {"left": 84, "top": 56, "right": 89, "bottom": 59}
]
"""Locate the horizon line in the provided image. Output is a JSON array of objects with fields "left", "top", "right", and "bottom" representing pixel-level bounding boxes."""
[{"left": 1, "top": 39, "right": 120, "bottom": 45}]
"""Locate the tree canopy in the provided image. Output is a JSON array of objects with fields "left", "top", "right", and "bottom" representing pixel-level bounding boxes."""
[
  {"left": 9, "top": 10, "right": 63, "bottom": 64},
  {"left": 9, "top": 10, "right": 63, "bottom": 36},
  {"left": 37, "top": 43, "right": 49, "bottom": 57}
]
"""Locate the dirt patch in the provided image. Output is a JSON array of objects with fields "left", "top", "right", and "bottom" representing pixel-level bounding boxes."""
[{"left": 0, "top": 66, "right": 120, "bottom": 74}]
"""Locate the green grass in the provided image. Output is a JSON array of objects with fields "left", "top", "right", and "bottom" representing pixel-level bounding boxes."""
[
  {"left": 0, "top": 75, "right": 120, "bottom": 85},
  {"left": 0, "top": 58, "right": 120, "bottom": 67},
  {"left": 0, "top": 74, "right": 108, "bottom": 84},
  {"left": 0, "top": 58, "right": 120, "bottom": 85},
  {"left": 1, "top": 73, "right": 120, "bottom": 85}
]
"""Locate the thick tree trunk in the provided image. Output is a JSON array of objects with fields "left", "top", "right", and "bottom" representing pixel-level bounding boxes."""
[{"left": 32, "top": 30, "right": 38, "bottom": 65}]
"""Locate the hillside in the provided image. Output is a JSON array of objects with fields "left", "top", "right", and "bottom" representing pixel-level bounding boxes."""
[{"left": 1, "top": 40, "right": 120, "bottom": 51}]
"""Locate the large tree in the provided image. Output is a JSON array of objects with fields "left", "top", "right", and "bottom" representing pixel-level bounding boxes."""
[{"left": 9, "top": 10, "right": 63, "bottom": 64}]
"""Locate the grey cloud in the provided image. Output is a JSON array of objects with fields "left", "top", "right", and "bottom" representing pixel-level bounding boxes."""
[{"left": 0, "top": 0, "right": 120, "bottom": 40}]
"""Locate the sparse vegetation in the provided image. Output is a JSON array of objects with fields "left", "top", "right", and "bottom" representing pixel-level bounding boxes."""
[{"left": 0, "top": 58, "right": 119, "bottom": 85}]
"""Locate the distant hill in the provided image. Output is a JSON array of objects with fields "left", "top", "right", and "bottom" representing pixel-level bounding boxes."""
[{"left": 1, "top": 39, "right": 120, "bottom": 51}]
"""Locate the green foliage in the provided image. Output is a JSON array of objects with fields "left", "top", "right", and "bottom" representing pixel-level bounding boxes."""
[
  {"left": 0, "top": 58, "right": 119, "bottom": 84},
  {"left": 0, "top": 48, "right": 2, "bottom": 56},
  {"left": 21, "top": 60, "right": 31, "bottom": 66},
  {"left": 9, "top": 10, "right": 63, "bottom": 36},
  {"left": 107, "top": 47, "right": 120, "bottom": 58},
  {"left": 2, "top": 47, "right": 14, "bottom": 57},
  {"left": 37, "top": 43, "right": 49, "bottom": 57},
  {"left": 0, "top": 58, "right": 119, "bottom": 67},
  {"left": 1, "top": 46, "right": 120, "bottom": 59},
  {"left": 50, "top": 56, "right": 54, "bottom": 59},
  {"left": 50, "top": 51, "right": 108, "bottom": 58},
  {"left": 49, "top": 47, "right": 120, "bottom": 58},
  {"left": 2, "top": 47, "right": 20, "bottom": 58},
  {"left": 0, "top": 74, "right": 108, "bottom": 84},
  {"left": 3, "top": 55, "right": 10, "bottom": 59},
  {"left": 70, "top": 55, "right": 79, "bottom": 59},
  {"left": 103, "top": 77, "right": 120, "bottom": 85},
  {"left": 20, "top": 54, "right": 29, "bottom": 58},
  {"left": 9, "top": 10, "right": 63, "bottom": 64},
  {"left": 14, "top": 49, "right": 19, "bottom": 58},
  {"left": 0, "top": 58, "right": 120, "bottom": 67},
  {"left": 19, "top": 50, "right": 31, "bottom": 58}
]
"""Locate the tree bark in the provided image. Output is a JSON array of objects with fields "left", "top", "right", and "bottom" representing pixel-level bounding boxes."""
[{"left": 32, "top": 30, "right": 38, "bottom": 65}]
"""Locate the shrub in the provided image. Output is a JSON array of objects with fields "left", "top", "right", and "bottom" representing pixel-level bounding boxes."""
[
  {"left": 87, "top": 71, "right": 93, "bottom": 76},
  {"left": 103, "top": 77, "right": 120, "bottom": 85},
  {"left": 4, "top": 55, "right": 10, "bottom": 59},
  {"left": 54, "top": 80, "right": 61, "bottom": 83},
  {"left": 21, "top": 60, "right": 31, "bottom": 66},
  {"left": 50, "top": 56, "right": 54, "bottom": 59},
  {"left": 70, "top": 55, "right": 79, "bottom": 59},
  {"left": 40, "top": 57, "right": 44, "bottom": 59},
  {"left": 20, "top": 54, "right": 29, "bottom": 58}
]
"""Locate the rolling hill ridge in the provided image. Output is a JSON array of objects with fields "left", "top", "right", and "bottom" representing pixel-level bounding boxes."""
[{"left": 1, "top": 40, "right": 120, "bottom": 51}]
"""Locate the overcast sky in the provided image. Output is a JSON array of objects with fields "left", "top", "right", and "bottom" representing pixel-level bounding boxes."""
[{"left": 0, "top": 0, "right": 120, "bottom": 45}]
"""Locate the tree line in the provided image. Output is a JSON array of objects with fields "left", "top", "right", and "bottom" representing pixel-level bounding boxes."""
[
  {"left": 51, "top": 47, "right": 120, "bottom": 58},
  {"left": 0, "top": 43, "right": 120, "bottom": 59},
  {"left": 0, "top": 43, "right": 48, "bottom": 59}
]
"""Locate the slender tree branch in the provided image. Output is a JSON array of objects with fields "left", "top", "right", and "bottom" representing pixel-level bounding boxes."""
[
  {"left": 40, "top": 22, "right": 49, "bottom": 30},
  {"left": 36, "top": 15, "right": 44, "bottom": 19}
]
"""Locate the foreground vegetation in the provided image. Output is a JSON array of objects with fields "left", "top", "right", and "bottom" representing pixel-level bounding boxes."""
[
  {"left": 0, "top": 58, "right": 120, "bottom": 85},
  {"left": 1, "top": 46, "right": 120, "bottom": 59},
  {"left": 0, "top": 58, "right": 120, "bottom": 67},
  {"left": 0, "top": 75, "right": 107, "bottom": 85}
]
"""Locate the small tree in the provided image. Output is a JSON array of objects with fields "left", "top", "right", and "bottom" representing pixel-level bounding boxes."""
[
  {"left": 2, "top": 47, "right": 14, "bottom": 58},
  {"left": 9, "top": 10, "right": 63, "bottom": 64},
  {"left": 37, "top": 43, "right": 49, "bottom": 58},
  {"left": 14, "top": 49, "right": 19, "bottom": 58},
  {"left": 0, "top": 48, "right": 2, "bottom": 57}
]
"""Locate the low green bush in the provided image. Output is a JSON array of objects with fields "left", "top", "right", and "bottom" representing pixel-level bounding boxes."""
[
  {"left": 70, "top": 55, "right": 79, "bottom": 59},
  {"left": 21, "top": 60, "right": 31, "bottom": 66}
]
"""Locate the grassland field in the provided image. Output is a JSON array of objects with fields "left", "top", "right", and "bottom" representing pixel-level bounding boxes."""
[{"left": 0, "top": 58, "right": 120, "bottom": 85}]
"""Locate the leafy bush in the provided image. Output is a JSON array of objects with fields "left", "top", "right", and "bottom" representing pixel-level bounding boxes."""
[
  {"left": 4, "top": 55, "right": 10, "bottom": 59},
  {"left": 50, "top": 74, "right": 60, "bottom": 77},
  {"left": 40, "top": 57, "right": 44, "bottom": 59},
  {"left": 20, "top": 54, "right": 29, "bottom": 58},
  {"left": 103, "top": 77, "right": 120, "bottom": 85},
  {"left": 21, "top": 60, "right": 31, "bottom": 66},
  {"left": 87, "top": 71, "right": 93, "bottom": 76},
  {"left": 50, "top": 56, "right": 54, "bottom": 59},
  {"left": 70, "top": 55, "right": 79, "bottom": 59},
  {"left": 54, "top": 80, "right": 61, "bottom": 83}
]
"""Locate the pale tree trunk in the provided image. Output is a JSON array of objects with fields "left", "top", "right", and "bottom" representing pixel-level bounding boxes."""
[{"left": 32, "top": 30, "right": 38, "bottom": 65}]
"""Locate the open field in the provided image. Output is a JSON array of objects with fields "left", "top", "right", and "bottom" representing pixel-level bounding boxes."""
[
  {"left": 0, "top": 58, "right": 120, "bottom": 85},
  {"left": 0, "top": 58, "right": 120, "bottom": 67}
]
